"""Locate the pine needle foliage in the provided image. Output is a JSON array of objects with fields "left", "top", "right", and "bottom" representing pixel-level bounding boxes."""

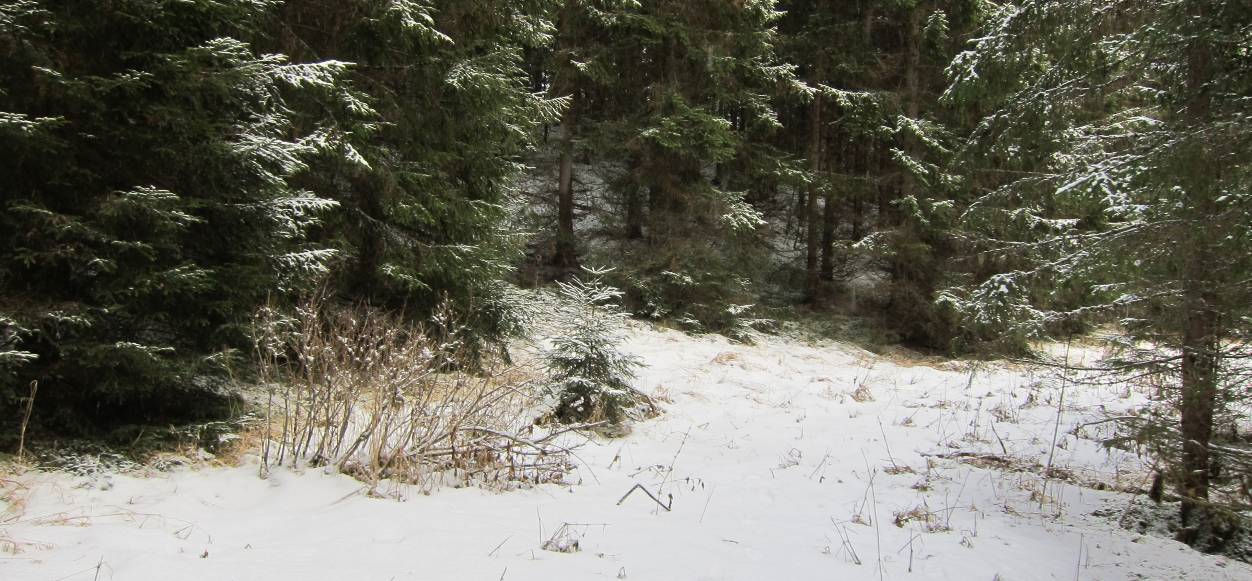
[
  {"left": 559, "top": 0, "right": 794, "bottom": 334},
  {"left": 542, "top": 270, "right": 643, "bottom": 424},
  {"left": 943, "top": 0, "right": 1252, "bottom": 548},
  {"left": 272, "top": 0, "right": 567, "bottom": 358},
  {"left": 775, "top": 0, "right": 986, "bottom": 348},
  {"left": 0, "top": 1, "right": 349, "bottom": 429}
]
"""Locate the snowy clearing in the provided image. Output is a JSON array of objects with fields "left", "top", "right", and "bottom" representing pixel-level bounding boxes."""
[{"left": 3, "top": 325, "right": 1249, "bottom": 580}]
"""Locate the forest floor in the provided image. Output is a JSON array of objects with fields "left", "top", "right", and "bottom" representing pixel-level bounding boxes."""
[{"left": 3, "top": 324, "right": 1250, "bottom": 580}]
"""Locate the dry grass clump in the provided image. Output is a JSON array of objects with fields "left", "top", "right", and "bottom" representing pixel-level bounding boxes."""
[
  {"left": 0, "top": 471, "right": 56, "bottom": 555},
  {"left": 252, "top": 297, "right": 578, "bottom": 492},
  {"left": 883, "top": 464, "right": 916, "bottom": 476},
  {"left": 892, "top": 504, "right": 950, "bottom": 532},
  {"left": 850, "top": 383, "right": 876, "bottom": 403},
  {"left": 1, "top": 474, "right": 29, "bottom": 525}
]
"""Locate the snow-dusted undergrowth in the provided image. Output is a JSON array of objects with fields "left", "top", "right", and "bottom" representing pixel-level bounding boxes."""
[{"left": 3, "top": 325, "right": 1249, "bottom": 580}]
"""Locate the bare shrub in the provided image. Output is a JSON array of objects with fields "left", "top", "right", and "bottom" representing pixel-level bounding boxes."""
[{"left": 252, "top": 295, "right": 579, "bottom": 491}]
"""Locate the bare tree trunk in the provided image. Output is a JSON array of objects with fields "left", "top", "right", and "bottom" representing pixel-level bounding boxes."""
[
  {"left": 552, "top": 107, "right": 578, "bottom": 271},
  {"left": 906, "top": 6, "right": 922, "bottom": 121},
  {"left": 625, "top": 189, "right": 644, "bottom": 239},
  {"left": 550, "top": 1, "right": 579, "bottom": 272},
  {"left": 624, "top": 155, "right": 644, "bottom": 240},
  {"left": 351, "top": 174, "right": 385, "bottom": 299},
  {"left": 851, "top": 195, "right": 865, "bottom": 241},
  {"left": 1178, "top": 280, "right": 1218, "bottom": 538},
  {"left": 805, "top": 90, "right": 823, "bottom": 303},
  {"left": 862, "top": 5, "right": 875, "bottom": 45},
  {"left": 821, "top": 135, "right": 841, "bottom": 281},
  {"left": 820, "top": 189, "right": 837, "bottom": 281},
  {"left": 1176, "top": 0, "right": 1219, "bottom": 542}
]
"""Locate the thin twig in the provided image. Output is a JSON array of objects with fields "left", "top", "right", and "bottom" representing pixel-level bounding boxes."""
[
  {"left": 617, "top": 483, "right": 673, "bottom": 511},
  {"left": 1042, "top": 341, "right": 1071, "bottom": 510},
  {"left": 878, "top": 418, "right": 897, "bottom": 470},
  {"left": 659, "top": 427, "right": 692, "bottom": 494},
  {"left": 488, "top": 536, "right": 511, "bottom": 557},
  {"left": 17, "top": 381, "right": 37, "bottom": 463},
  {"left": 699, "top": 486, "right": 716, "bottom": 524},
  {"left": 990, "top": 420, "right": 1009, "bottom": 457},
  {"left": 861, "top": 450, "right": 883, "bottom": 581}
]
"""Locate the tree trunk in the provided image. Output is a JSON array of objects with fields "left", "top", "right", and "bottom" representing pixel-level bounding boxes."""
[
  {"left": 1176, "top": 0, "right": 1219, "bottom": 542},
  {"left": 552, "top": 107, "right": 578, "bottom": 270},
  {"left": 1178, "top": 285, "right": 1218, "bottom": 537},
  {"left": 851, "top": 195, "right": 865, "bottom": 241},
  {"left": 549, "top": 1, "right": 579, "bottom": 271},
  {"left": 351, "top": 174, "right": 385, "bottom": 300},
  {"left": 625, "top": 188, "right": 644, "bottom": 240},
  {"left": 905, "top": 6, "right": 922, "bottom": 120},
  {"left": 820, "top": 188, "right": 837, "bottom": 281},
  {"left": 624, "top": 155, "right": 644, "bottom": 240},
  {"left": 876, "top": 180, "right": 891, "bottom": 228},
  {"left": 862, "top": 5, "right": 875, "bottom": 45},
  {"left": 804, "top": 90, "right": 823, "bottom": 303}
]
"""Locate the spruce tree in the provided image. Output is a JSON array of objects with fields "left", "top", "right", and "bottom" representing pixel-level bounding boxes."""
[
  {"left": 272, "top": 0, "right": 566, "bottom": 355},
  {"left": 776, "top": 1, "right": 979, "bottom": 349},
  {"left": 943, "top": 0, "right": 1252, "bottom": 546},
  {"left": 0, "top": 1, "right": 349, "bottom": 428},
  {"left": 542, "top": 271, "right": 643, "bottom": 424},
  {"left": 580, "top": 0, "right": 797, "bottom": 334},
  {"left": 873, "top": 1, "right": 984, "bottom": 349},
  {"left": 539, "top": 0, "right": 646, "bottom": 275}
]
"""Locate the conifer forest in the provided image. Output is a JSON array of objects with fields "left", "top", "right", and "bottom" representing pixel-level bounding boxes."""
[{"left": 2, "top": 2, "right": 1251, "bottom": 579}]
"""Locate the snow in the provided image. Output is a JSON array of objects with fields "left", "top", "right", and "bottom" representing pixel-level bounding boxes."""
[{"left": 3, "top": 325, "right": 1249, "bottom": 580}]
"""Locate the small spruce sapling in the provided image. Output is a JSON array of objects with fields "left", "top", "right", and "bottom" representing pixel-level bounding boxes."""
[{"left": 543, "top": 269, "right": 644, "bottom": 425}]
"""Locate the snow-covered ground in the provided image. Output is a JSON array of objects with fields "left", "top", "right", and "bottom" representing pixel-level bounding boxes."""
[{"left": 3, "top": 325, "right": 1249, "bottom": 580}]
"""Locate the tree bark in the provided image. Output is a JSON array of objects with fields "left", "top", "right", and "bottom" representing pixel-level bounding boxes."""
[
  {"left": 1178, "top": 281, "right": 1218, "bottom": 535},
  {"left": 804, "top": 90, "right": 823, "bottom": 303},
  {"left": 905, "top": 6, "right": 922, "bottom": 121},
  {"left": 549, "top": 1, "right": 580, "bottom": 272},
  {"left": 851, "top": 195, "right": 865, "bottom": 241},
  {"left": 552, "top": 106, "right": 579, "bottom": 270},
  {"left": 1175, "top": 0, "right": 1219, "bottom": 541},
  {"left": 624, "top": 154, "right": 645, "bottom": 240},
  {"left": 820, "top": 188, "right": 837, "bottom": 281}
]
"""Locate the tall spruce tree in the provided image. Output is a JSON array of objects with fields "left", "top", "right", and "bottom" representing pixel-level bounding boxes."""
[
  {"left": 943, "top": 0, "right": 1252, "bottom": 547},
  {"left": 872, "top": 0, "right": 985, "bottom": 349},
  {"left": 271, "top": 0, "right": 567, "bottom": 354},
  {"left": 534, "top": 0, "right": 639, "bottom": 274},
  {"left": 775, "top": 1, "right": 980, "bottom": 350},
  {"left": 777, "top": 0, "right": 885, "bottom": 305},
  {"left": 0, "top": 1, "right": 349, "bottom": 428},
  {"left": 582, "top": 0, "right": 798, "bottom": 334}
]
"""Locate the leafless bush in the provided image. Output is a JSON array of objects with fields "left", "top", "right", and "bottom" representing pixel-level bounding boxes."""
[{"left": 251, "top": 295, "right": 584, "bottom": 492}]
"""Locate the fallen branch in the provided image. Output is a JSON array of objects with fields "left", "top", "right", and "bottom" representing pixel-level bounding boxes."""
[
  {"left": 534, "top": 421, "right": 610, "bottom": 444},
  {"left": 456, "top": 422, "right": 605, "bottom": 454},
  {"left": 921, "top": 451, "right": 1010, "bottom": 462},
  {"left": 617, "top": 483, "right": 673, "bottom": 511}
]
